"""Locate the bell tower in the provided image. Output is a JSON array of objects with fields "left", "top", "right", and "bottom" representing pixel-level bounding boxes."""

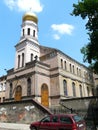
[
  {"left": 14, "top": 12, "right": 40, "bottom": 70},
  {"left": 21, "top": 12, "right": 38, "bottom": 43}
]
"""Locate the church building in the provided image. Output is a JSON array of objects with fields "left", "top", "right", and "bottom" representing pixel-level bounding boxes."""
[{"left": 3, "top": 12, "right": 94, "bottom": 108}]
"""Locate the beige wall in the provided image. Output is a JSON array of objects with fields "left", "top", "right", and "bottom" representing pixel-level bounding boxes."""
[
  {"left": 3, "top": 49, "right": 94, "bottom": 107},
  {"left": 0, "top": 76, "right": 6, "bottom": 102}
]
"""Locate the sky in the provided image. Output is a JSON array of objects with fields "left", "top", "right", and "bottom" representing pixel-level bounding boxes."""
[{"left": 0, "top": 0, "right": 89, "bottom": 76}]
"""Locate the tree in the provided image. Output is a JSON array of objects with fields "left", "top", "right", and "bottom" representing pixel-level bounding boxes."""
[{"left": 71, "top": 0, "right": 98, "bottom": 73}]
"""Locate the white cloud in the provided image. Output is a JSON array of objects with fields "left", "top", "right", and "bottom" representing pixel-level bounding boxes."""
[
  {"left": 51, "top": 23, "right": 74, "bottom": 40},
  {"left": 53, "top": 34, "right": 60, "bottom": 40},
  {"left": 51, "top": 24, "right": 74, "bottom": 35},
  {"left": 4, "top": 0, "right": 43, "bottom": 13}
]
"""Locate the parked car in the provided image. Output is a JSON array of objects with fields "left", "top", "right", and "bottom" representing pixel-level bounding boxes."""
[{"left": 30, "top": 114, "right": 86, "bottom": 130}]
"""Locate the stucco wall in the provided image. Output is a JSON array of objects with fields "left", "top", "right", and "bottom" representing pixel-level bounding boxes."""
[{"left": 0, "top": 100, "right": 51, "bottom": 123}]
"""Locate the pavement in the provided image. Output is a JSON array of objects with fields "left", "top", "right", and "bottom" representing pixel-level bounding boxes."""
[{"left": 0, "top": 122, "right": 30, "bottom": 130}]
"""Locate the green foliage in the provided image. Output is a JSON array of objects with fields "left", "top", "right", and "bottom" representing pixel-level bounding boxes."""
[{"left": 72, "top": 0, "right": 98, "bottom": 73}]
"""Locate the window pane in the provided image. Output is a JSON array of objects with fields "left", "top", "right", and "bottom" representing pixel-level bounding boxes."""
[
  {"left": 72, "top": 82, "right": 76, "bottom": 97},
  {"left": 60, "top": 116, "right": 72, "bottom": 124},
  {"left": 63, "top": 80, "right": 67, "bottom": 96},
  {"left": 73, "top": 115, "right": 83, "bottom": 122},
  {"left": 52, "top": 116, "right": 58, "bottom": 122}
]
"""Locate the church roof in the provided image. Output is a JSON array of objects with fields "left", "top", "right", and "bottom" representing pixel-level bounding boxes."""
[{"left": 40, "top": 45, "right": 90, "bottom": 69}]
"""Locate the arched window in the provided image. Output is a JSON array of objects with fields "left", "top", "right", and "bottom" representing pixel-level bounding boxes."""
[
  {"left": 27, "top": 78, "right": 31, "bottom": 96},
  {"left": 64, "top": 61, "right": 67, "bottom": 70},
  {"left": 31, "top": 53, "right": 33, "bottom": 61},
  {"left": 63, "top": 80, "right": 68, "bottom": 96},
  {"left": 23, "top": 29, "right": 24, "bottom": 36},
  {"left": 61, "top": 59, "right": 63, "bottom": 68},
  {"left": 33, "top": 30, "right": 35, "bottom": 37},
  {"left": 9, "top": 83, "right": 13, "bottom": 98},
  {"left": 72, "top": 65, "right": 74, "bottom": 73},
  {"left": 18, "top": 55, "right": 20, "bottom": 68},
  {"left": 22, "top": 53, "right": 24, "bottom": 67},
  {"left": 70, "top": 64, "right": 72, "bottom": 72},
  {"left": 77, "top": 67, "right": 78, "bottom": 75},
  {"left": 79, "top": 69, "right": 81, "bottom": 76},
  {"left": 72, "top": 82, "right": 76, "bottom": 97},
  {"left": 79, "top": 85, "right": 83, "bottom": 97},
  {"left": 28, "top": 28, "right": 30, "bottom": 35}
]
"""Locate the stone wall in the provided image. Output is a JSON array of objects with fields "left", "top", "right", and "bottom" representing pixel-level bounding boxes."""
[
  {"left": 60, "top": 96, "right": 98, "bottom": 129},
  {"left": 0, "top": 99, "right": 51, "bottom": 124}
]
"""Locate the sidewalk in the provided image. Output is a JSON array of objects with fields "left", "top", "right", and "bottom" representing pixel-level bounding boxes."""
[{"left": 0, "top": 122, "right": 30, "bottom": 130}]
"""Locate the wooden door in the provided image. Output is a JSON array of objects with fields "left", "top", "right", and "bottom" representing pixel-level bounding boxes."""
[
  {"left": 41, "top": 84, "right": 49, "bottom": 107},
  {"left": 14, "top": 85, "right": 22, "bottom": 101}
]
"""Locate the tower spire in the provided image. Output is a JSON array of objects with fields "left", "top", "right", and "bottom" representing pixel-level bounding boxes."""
[{"left": 14, "top": 12, "right": 40, "bottom": 70}]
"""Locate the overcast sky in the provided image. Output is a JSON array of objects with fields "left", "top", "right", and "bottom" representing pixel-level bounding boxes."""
[{"left": 0, "top": 0, "right": 89, "bottom": 76}]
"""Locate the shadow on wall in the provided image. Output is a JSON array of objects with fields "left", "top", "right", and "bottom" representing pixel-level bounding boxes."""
[
  {"left": 84, "top": 87, "right": 98, "bottom": 130},
  {"left": 59, "top": 95, "right": 98, "bottom": 130}
]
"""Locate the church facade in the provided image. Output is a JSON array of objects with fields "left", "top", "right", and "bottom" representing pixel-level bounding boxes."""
[{"left": 1, "top": 12, "right": 94, "bottom": 108}]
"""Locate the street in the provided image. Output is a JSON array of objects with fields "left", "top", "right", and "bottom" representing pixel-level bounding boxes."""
[
  {"left": 0, "top": 128, "right": 18, "bottom": 130},
  {"left": 0, "top": 122, "right": 30, "bottom": 130}
]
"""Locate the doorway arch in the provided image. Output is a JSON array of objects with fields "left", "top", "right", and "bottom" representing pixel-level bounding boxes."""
[
  {"left": 14, "top": 85, "right": 22, "bottom": 101},
  {"left": 41, "top": 84, "right": 49, "bottom": 107}
]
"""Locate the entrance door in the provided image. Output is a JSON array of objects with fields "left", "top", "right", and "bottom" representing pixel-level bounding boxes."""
[
  {"left": 41, "top": 84, "right": 49, "bottom": 107},
  {"left": 14, "top": 85, "right": 22, "bottom": 101}
]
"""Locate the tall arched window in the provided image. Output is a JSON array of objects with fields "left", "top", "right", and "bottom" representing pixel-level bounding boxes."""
[
  {"left": 9, "top": 83, "right": 13, "bottom": 98},
  {"left": 18, "top": 55, "right": 20, "bottom": 68},
  {"left": 79, "top": 69, "right": 81, "bottom": 76},
  {"left": 23, "top": 29, "right": 24, "bottom": 36},
  {"left": 63, "top": 80, "right": 68, "bottom": 96},
  {"left": 64, "top": 61, "right": 67, "bottom": 70},
  {"left": 79, "top": 85, "right": 83, "bottom": 97},
  {"left": 27, "top": 78, "right": 31, "bottom": 96},
  {"left": 72, "top": 82, "right": 76, "bottom": 97},
  {"left": 87, "top": 86, "right": 89, "bottom": 96},
  {"left": 72, "top": 65, "right": 74, "bottom": 74},
  {"left": 33, "top": 30, "right": 35, "bottom": 37},
  {"left": 22, "top": 53, "right": 24, "bottom": 67},
  {"left": 31, "top": 53, "right": 33, "bottom": 61},
  {"left": 28, "top": 28, "right": 30, "bottom": 35},
  {"left": 70, "top": 64, "right": 72, "bottom": 72},
  {"left": 77, "top": 67, "right": 79, "bottom": 75},
  {"left": 61, "top": 59, "right": 63, "bottom": 68}
]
